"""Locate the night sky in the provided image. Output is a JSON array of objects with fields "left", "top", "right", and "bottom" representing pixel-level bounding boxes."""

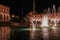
[{"left": 0, "top": 0, "right": 60, "bottom": 16}]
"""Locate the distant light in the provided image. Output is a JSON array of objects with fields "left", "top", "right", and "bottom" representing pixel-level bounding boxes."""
[
  {"left": 12, "top": 15, "right": 14, "bottom": 18},
  {"left": 52, "top": 26, "right": 55, "bottom": 29},
  {"left": 32, "top": 28, "right": 36, "bottom": 30}
]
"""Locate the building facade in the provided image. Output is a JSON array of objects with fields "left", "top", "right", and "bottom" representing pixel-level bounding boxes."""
[
  {"left": 0, "top": 4, "right": 11, "bottom": 40},
  {"left": 28, "top": 5, "right": 60, "bottom": 40}
]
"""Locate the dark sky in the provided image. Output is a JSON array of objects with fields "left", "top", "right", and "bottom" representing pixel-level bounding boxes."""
[{"left": 0, "top": 0, "right": 60, "bottom": 16}]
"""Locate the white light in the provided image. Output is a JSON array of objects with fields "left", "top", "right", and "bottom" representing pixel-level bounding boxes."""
[
  {"left": 41, "top": 16, "right": 49, "bottom": 27},
  {"left": 52, "top": 26, "right": 55, "bottom": 29},
  {"left": 12, "top": 15, "right": 14, "bottom": 18},
  {"left": 32, "top": 27, "right": 36, "bottom": 30}
]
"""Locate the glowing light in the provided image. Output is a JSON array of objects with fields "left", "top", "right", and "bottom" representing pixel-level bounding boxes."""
[
  {"left": 52, "top": 26, "right": 55, "bottom": 29},
  {"left": 32, "top": 27, "right": 36, "bottom": 30},
  {"left": 12, "top": 15, "right": 14, "bottom": 18},
  {"left": 41, "top": 16, "right": 49, "bottom": 27}
]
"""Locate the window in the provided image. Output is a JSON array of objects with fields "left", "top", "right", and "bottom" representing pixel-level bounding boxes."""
[
  {"left": 48, "top": 20, "right": 54, "bottom": 26},
  {"left": 37, "top": 21, "right": 41, "bottom": 24},
  {"left": 36, "top": 21, "right": 41, "bottom": 28},
  {"left": 33, "top": 21, "right": 36, "bottom": 24}
]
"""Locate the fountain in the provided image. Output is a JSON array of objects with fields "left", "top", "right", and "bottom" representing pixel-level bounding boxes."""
[
  {"left": 41, "top": 16, "right": 49, "bottom": 40},
  {"left": 41, "top": 16, "right": 49, "bottom": 27}
]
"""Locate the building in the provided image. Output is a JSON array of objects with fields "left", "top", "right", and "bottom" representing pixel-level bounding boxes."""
[
  {"left": 28, "top": 11, "right": 60, "bottom": 28},
  {"left": 0, "top": 4, "right": 10, "bottom": 22},
  {"left": 0, "top": 4, "right": 11, "bottom": 40}
]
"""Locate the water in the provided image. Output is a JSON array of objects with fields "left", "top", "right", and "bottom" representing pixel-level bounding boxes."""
[
  {"left": 42, "top": 28, "right": 49, "bottom": 40},
  {"left": 30, "top": 27, "right": 60, "bottom": 40}
]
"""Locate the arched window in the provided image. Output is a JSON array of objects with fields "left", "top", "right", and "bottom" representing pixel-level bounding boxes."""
[
  {"left": 48, "top": 20, "right": 51, "bottom": 26},
  {"left": 33, "top": 21, "right": 36, "bottom": 24},
  {"left": 37, "top": 21, "right": 41, "bottom": 25},
  {"left": 58, "top": 20, "right": 60, "bottom": 24},
  {"left": 49, "top": 20, "right": 54, "bottom": 26},
  {"left": 51, "top": 21, "right": 54, "bottom": 26},
  {"left": 4, "top": 13, "right": 7, "bottom": 22},
  {"left": 4, "top": 13, "right": 6, "bottom": 21},
  {"left": 36, "top": 21, "right": 41, "bottom": 28},
  {"left": 1, "top": 12, "right": 4, "bottom": 22}
]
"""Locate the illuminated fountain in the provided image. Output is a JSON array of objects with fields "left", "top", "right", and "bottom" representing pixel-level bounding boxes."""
[
  {"left": 41, "top": 16, "right": 49, "bottom": 27},
  {"left": 28, "top": 2, "right": 60, "bottom": 40},
  {"left": 41, "top": 16, "right": 49, "bottom": 40}
]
